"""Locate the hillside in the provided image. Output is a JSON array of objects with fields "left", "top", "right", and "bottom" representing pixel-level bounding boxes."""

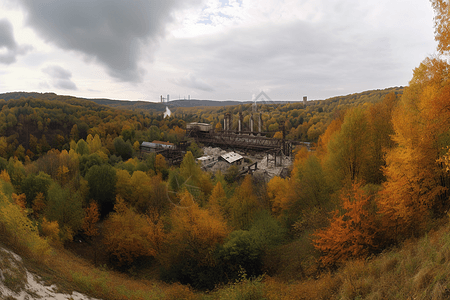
[{"left": 2, "top": 219, "right": 450, "bottom": 300}]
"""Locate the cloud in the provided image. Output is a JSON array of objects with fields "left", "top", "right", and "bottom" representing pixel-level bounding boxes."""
[
  {"left": 173, "top": 73, "right": 215, "bottom": 92},
  {"left": 0, "top": 18, "right": 32, "bottom": 64},
  {"left": 15, "top": 0, "right": 203, "bottom": 82},
  {"left": 159, "top": 0, "right": 436, "bottom": 100},
  {"left": 43, "top": 65, "right": 78, "bottom": 90}
]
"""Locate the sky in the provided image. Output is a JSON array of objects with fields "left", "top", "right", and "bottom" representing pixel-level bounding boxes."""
[{"left": 0, "top": 0, "right": 438, "bottom": 102}]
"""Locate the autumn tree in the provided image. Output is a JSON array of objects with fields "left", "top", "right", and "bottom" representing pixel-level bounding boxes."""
[
  {"left": 431, "top": 0, "right": 450, "bottom": 54},
  {"left": 267, "top": 176, "right": 290, "bottom": 217},
  {"left": 325, "top": 107, "right": 371, "bottom": 185},
  {"left": 228, "top": 175, "right": 261, "bottom": 230},
  {"left": 32, "top": 192, "right": 46, "bottom": 219},
  {"left": 103, "top": 196, "right": 165, "bottom": 266},
  {"left": 378, "top": 57, "right": 450, "bottom": 241},
  {"left": 159, "top": 189, "right": 229, "bottom": 289},
  {"left": 82, "top": 201, "right": 100, "bottom": 237},
  {"left": 313, "top": 182, "right": 377, "bottom": 268}
]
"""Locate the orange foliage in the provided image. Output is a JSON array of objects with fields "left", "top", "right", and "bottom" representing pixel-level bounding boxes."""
[
  {"left": 313, "top": 182, "right": 377, "bottom": 267},
  {"left": 32, "top": 192, "right": 46, "bottom": 218},
  {"left": 82, "top": 201, "right": 100, "bottom": 237},
  {"left": 12, "top": 193, "right": 27, "bottom": 213}
]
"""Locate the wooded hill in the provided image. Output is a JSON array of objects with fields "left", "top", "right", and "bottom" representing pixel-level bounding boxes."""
[{"left": 0, "top": 86, "right": 403, "bottom": 161}]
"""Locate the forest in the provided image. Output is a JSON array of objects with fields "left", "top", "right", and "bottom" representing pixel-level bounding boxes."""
[{"left": 1, "top": 1, "right": 450, "bottom": 299}]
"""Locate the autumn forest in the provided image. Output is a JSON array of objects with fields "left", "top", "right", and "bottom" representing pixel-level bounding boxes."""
[{"left": 1, "top": 1, "right": 450, "bottom": 299}]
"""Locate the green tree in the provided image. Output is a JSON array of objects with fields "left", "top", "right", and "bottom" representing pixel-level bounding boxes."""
[
  {"left": 85, "top": 164, "right": 117, "bottom": 215},
  {"left": 76, "top": 139, "right": 90, "bottom": 156},
  {"left": 114, "top": 137, "right": 133, "bottom": 160},
  {"left": 44, "top": 183, "right": 84, "bottom": 242},
  {"left": 21, "top": 172, "right": 52, "bottom": 207}
]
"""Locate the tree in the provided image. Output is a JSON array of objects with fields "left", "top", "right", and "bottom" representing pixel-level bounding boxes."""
[
  {"left": 76, "top": 139, "right": 90, "bottom": 156},
  {"left": 21, "top": 172, "right": 52, "bottom": 207},
  {"left": 180, "top": 151, "right": 202, "bottom": 184},
  {"left": 85, "top": 164, "right": 117, "bottom": 215},
  {"left": 114, "top": 137, "right": 133, "bottom": 160},
  {"left": 159, "top": 189, "right": 229, "bottom": 289},
  {"left": 207, "top": 181, "right": 227, "bottom": 216},
  {"left": 267, "top": 176, "right": 290, "bottom": 217},
  {"left": 32, "top": 192, "right": 46, "bottom": 219},
  {"left": 187, "top": 142, "right": 203, "bottom": 158},
  {"left": 44, "top": 183, "right": 84, "bottom": 242},
  {"left": 103, "top": 196, "right": 165, "bottom": 266},
  {"left": 431, "top": 0, "right": 450, "bottom": 54},
  {"left": 325, "top": 108, "right": 371, "bottom": 185},
  {"left": 115, "top": 169, "right": 132, "bottom": 204},
  {"left": 82, "top": 201, "right": 100, "bottom": 237},
  {"left": 228, "top": 175, "right": 261, "bottom": 230},
  {"left": 313, "top": 182, "right": 377, "bottom": 268},
  {"left": 378, "top": 57, "right": 450, "bottom": 241},
  {"left": 129, "top": 170, "right": 152, "bottom": 213}
]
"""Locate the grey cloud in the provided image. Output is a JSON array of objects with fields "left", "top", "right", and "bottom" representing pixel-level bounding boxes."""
[
  {"left": 0, "top": 18, "right": 32, "bottom": 64},
  {"left": 162, "top": 15, "right": 406, "bottom": 100},
  {"left": 173, "top": 73, "right": 215, "bottom": 92},
  {"left": 16, "top": 0, "right": 202, "bottom": 82},
  {"left": 43, "top": 65, "right": 78, "bottom": 90}
]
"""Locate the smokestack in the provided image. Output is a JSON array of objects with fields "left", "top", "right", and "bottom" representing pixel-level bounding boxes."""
[
  {"left": 161, "top": 95, "right": 163, "bottom": 103},
  {"left": 167, "top": 94, "right": 169, "bottom": 102},
  {"left": 258, "top": 113, "right": 262, "bottom": 134},
  {"left": 250, "top": 113, "right": 254, "bottom": 133}
]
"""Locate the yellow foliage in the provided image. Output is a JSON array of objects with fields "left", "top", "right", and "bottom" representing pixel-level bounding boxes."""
[
  {"left": 115, "top": 169, "right": 132, "bottom": 203},
  {"left": 0, "top": 191, "right": 50, "bottom": 257},
  {"left": 41, "top": 217, "right": 61, "bottom": 246},
  {"left": 267, "top": 176, "right": 290, "bottom": 216},
  {"left": 133, "top": 140, "right": 140, "bottom": 151},
  {"left": 273, "top": 131, "right": 283, "bottom": 139},
  {"left": 155, "top": 154, "right": 167, "bottom": 172},
  {"left": 208, "top": 181, "right": 227, "bottom": 216},
  {"left": 0, "top": 170, "right": 11, "bottom": 182},
  {"left": 103, "top": 198, "right": 165, "bottom": 265},
  {"left": 228, "top": 175, "right": 260, "bottom": 230},
  {"left": 162, "top": 189, "right": 229, "bottom": 267}
]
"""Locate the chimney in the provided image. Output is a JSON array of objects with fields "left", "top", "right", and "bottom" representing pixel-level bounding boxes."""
[{"left": 258, "top": 113, "right": 262, "bottom": 134}]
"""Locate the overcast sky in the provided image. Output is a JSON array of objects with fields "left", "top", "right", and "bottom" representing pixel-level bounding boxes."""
[{"left": 0, "top": 0, "right": 438, "bottom": 102}]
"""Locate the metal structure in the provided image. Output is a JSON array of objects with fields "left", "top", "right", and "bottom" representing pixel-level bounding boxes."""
[{"left": 187, "top": 116, "right": 296, "bottom": 156}]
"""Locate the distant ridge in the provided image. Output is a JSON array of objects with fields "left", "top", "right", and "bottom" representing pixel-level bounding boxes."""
[{"left": 0, "top": 87, "right": 404, "bottom": 111}]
